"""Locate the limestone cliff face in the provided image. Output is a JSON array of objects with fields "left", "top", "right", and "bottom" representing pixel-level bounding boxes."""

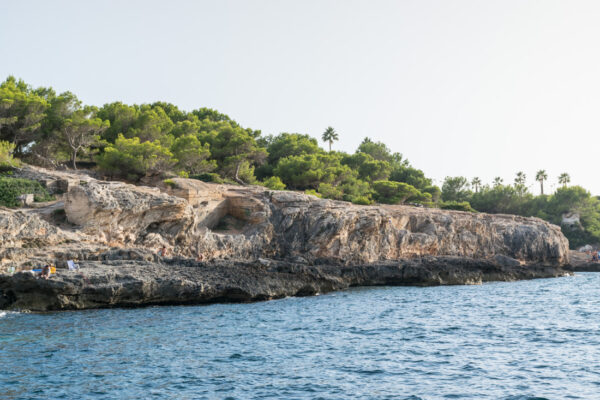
[
  {"left": 54, "top": 176, "right": 568, "bottom": 267},
  {"left": 267, "top": 192, "right": 569, "bottom": 265},
  {"left": 0, "top": 210, "right": 66, "bottom": 248},
  {"left": 0, "top": 168, "right": 573, "bottom": 311}
]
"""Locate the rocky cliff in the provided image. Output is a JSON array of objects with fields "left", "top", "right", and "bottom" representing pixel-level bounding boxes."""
[{"left": 0, "top": 167, "right": 571, "bottom": 311}]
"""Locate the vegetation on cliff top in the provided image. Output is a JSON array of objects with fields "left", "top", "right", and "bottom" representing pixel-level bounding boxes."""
[{"left": 0, "top": 76, "right": 598, "bottom": 247}]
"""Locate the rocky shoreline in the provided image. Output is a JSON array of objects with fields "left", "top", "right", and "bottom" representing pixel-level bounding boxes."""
[
  {"left": 0, "top": 254, "right": 572, "bottom": 311},
  {"left": 0, "top": 166, "right": 574, "bottom": 312}
]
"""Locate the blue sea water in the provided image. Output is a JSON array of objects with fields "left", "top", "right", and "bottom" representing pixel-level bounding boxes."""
[{"left": 1, "top": 273, "right": 600, "bottom": 399}]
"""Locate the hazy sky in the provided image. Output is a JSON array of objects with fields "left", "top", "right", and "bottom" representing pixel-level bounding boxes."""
[{"left": 1, "top": 0, "right": 599, "bottom": 194}]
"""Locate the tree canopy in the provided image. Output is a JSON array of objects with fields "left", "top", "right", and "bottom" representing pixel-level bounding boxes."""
[{"left": 4, "top": 76, "right": 600, "bottom": 248}]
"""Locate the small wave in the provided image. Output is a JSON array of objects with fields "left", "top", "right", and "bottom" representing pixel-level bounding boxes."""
[{"left": 0, "top": 311, "right": 19, "bottom": 319}]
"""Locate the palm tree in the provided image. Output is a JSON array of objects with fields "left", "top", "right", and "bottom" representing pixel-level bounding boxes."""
[
  {"left": 321, "top": 126, "right": 339, "bottom": 152},
  {"left": 471, "top": 177, "right": 482, "bottom": 193},
  {"left": 514, "top": 171, "right": 528, "bottom": 197},
  {"left": 535, "top": 169, "right": 548, "bottom": 195},
  {"left": 493, "top": 177, "right": 503, "bottom": 187},
  {"left": 558, "top": 173, "right": 570, "bottom": 188},
  {"left": 514, "top": 171, "right": 526, "bottom": 186}
]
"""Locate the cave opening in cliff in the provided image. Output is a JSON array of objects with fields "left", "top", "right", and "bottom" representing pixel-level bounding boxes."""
[{"left": 204, "top": 198, "right": 252, "bottom": 235}]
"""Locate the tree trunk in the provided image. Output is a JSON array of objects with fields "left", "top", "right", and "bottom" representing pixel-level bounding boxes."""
[
  {"left": 233, "top": 162, "right": 245, "bottom": 185},
  {"left": 328, "top": 141, "right": 332, "bottom": 152},
  {"left": 71, "top": 149, "right": 78, "bottom": 170},
  {"left": 540, "top": 181, "right": 544, "bottom": 195}
]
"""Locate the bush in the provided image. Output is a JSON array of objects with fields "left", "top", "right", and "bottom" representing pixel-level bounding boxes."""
[
  {"left": 0, "top": 141, "right": 19, "bottom": 171},
  {"left": 318, "top": 183, "right": 343, "bottom": 200},
  {"left": 0, "top": 177, "right": 54, "bottom": 207},
  {"left": 261, "top": 176, "right": 286, "bottom": 190},
  {"left": 351, "top": 196, "right": 372, "bottom": 205},
  {"left": 304, "top": 189, "right": 322, "bottom": 198},
  {"left": 190, "top": 172, "right": 223, "bottom": 183},
  {"left": 440, "top": 201, "right": 477, "bottom": 212},
  {"left": 163, "top": 179, "right": 176, "bottom": 188}
]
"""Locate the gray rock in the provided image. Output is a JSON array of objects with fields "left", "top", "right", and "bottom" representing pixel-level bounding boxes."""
[
  {"left": 0, "top": 257, "right": 571, "bottom": 311},
  {"left": 0, "top": 166, "right": 573, "bottom": 311}
]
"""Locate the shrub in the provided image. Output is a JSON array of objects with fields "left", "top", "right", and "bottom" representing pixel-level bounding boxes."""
[
  {"left": 261, "top": 176, "right": 286, "bottom": 190},
  {"left": 0, "top": 177, "right": 54, "bottom": 207},
  {"left": 0, "top": 141, "right": 19, "bottom": 171},
  {"left": 304, "top": 189, "right": 322, "bottom": 198},
  {"left": 163, "top": 179, "right": 176, "bottom": 188},
  {"left": 318, "top": 183, "right": 343, "bottom": 200},
  {"left": 351, "top": 196, "right": 372, "bottom": 205},
  {"left": 440, "top": 201, "right": 477, "bottom": 212},
  {"left": 190, "top": 172, "right": 223, "bottom": 183}
]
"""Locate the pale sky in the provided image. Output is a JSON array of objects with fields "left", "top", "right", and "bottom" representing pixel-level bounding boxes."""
[{"left": 1, "top": 0, "right": 599, "bottom": 194}]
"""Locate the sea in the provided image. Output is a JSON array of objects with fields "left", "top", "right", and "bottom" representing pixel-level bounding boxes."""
[{"left": 1, "top": 273, "right": 600, "bottom": 399}]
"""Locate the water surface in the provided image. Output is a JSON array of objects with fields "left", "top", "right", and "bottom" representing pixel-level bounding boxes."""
[{"left": 2, "top": 273, "right": 600, "bottom": 399}]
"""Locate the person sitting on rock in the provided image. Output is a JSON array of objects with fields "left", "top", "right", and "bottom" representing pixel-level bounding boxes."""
[
  {"left": 40, "top": 265, "right": 51, "bottom": 279},
  {"left": 157, "top": 246, "right": 168, "bottom": 257}
]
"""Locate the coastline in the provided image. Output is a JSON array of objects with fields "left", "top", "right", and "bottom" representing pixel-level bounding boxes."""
[
  {"left": 0, "top": 167, "right": 573, "bottom": 312},
  {"left": 0, "top": 255, "right": 572, "bottom": 312}
]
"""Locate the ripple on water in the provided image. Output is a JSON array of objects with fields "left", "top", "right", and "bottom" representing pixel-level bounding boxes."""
[{"left": 2, "top": 274, "right": 600, "bottom": 399}]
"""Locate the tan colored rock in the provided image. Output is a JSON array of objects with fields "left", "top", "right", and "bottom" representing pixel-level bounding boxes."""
[
  {"left": 1, "top": 167, "right": 570, "bottom": 271},
  {"left": 65, "top": 181, "right": 192, "bottom": 245}
]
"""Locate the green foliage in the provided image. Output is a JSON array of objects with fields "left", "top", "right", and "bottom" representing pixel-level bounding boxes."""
[
  {"left": 340, "top": 178, "right": 372, "bottom": 203},
  {"left": 207, "top": 126, "right": 266, "bottom": 183},
  {"left": 304, "top": 189, "right": 322, "bottom": 198},
  {"left": 96, "top": 134, "right": 175, "bottom": 181},
  {"left": 440, "top": 201, "right": 476, "bottom": 212},
  {"left": 0, "top": 76, "right": 48, "bottom": 155},
  {"left": 190, "top": 172, "right": 223, "bottom": 183},
  {"left": 441, "top": 176, "right": 473, "bottom": 202},
  {"left": 318, "top": 182, "right": 344, "bottom": 200},
  {"left": 357, "top": 137, "right": 395, "bottom": 162},
  {"left": 372, "top": 180, "right": 421, "bottom": 204},
  {"left": 274, "top": 153, "right": 353, "bottom": 190},
  {"left": 0, "top": 140, "right": 19, "bottom": 170},
  {"left": 351, "top": 196, "right": 372, "bottom": 205},
  {"left": 170, "top": 134, "right": 216, "bottom": 174},
  {"left": 390, "top": 165, "right": 432, "bottom": 191},
  {"left": 470, "top": 184, "right": 525, "bottom": 215},
  {"left": 60, "top": 108, "right": 109, "bottom": 169},
  {"left": 422, "top": 185, "right": 442, "bottom": 203},
  {"left": 0, "top": 177, "right": 54, "bottom": 207},
  {"left": 468, "top": 182, "right": 600, "bottom": 248},
  {"left": 261, "top": 176, "right": 286, "bottom": 190},
  {"left": 264, "top": 133, "right": 320, "bottom": 165},
  {"left": 163, "top": 179, "right": 176, "bottom": 188}
]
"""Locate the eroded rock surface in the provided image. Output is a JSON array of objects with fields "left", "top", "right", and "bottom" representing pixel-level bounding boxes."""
[
  {"left": 0, "top": 166, "right": 572, "bottom": 311},
  {"left": 0, "top": 256, "right": 569, "bottom": 311}
]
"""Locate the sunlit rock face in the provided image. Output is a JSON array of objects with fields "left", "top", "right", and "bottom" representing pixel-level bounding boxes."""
[{"left": 58, "top": 176, "right": 569, "bottom": 267}]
